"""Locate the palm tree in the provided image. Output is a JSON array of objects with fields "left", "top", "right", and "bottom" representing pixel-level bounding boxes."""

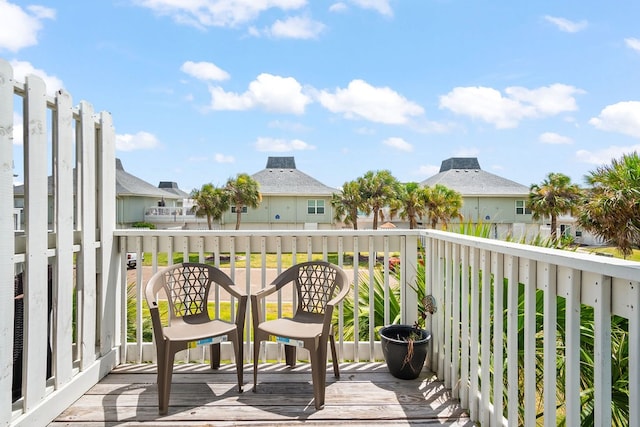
[
  {"left": 529, "top": 172, "right": 582, "bottom": 241},
  {"left": 331, "top": 180, "right": 363, "bottom": 230},
  {"left": 578, "top": 152, "right": 640, "bottom": 257},
  {"left": 190, "top": 183, "right": 229, "bottom": 230},
  {"left": 390, "top": 182, "right": 427, "bottom": 229},
  {"left": 423, "top": 184, "right": 463, "bottom": 229},
  {"left": 357, "top": 170, "right": 399, "bottom": 230},
  {"left": 225, "top": 173, "right": 261, "bottom": 230}
]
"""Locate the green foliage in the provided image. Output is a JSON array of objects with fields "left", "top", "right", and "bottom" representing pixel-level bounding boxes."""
[
  {"left": 456, "top": 219, "right": 492, "bottom": 238},
  {"left": 578, "top": 152, "right": 640, "bottom": 257},
  {"left": 331, "top": 180, "right": 363, "bottom": 230},
  {"left": 331, "top": 171, "right": 462, "bottom": 231},
  {"left": 339, "top": 269, "right": 401, "bottom": 341},
  {"left": 357, "top": 169, "right": 400, "bottom": 230},
  {"left": 131, "top": 222, "right": 156, "bottom": 229},
  {"left": 389, "top": 182, "right": 427, "bottom": 230},
  {"left": 529, "top": 172, "right": 582, "bottom": 242},
  {"left": 226, "top": 172, "right": 261, "bottom": 230},
  {"left": 190, "top": 183, "right": 230, "bottom": 230},
  {"left": 422, "top": 183, "right": 463, "bottom": 229}
]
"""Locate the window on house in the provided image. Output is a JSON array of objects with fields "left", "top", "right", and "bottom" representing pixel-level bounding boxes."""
[
  {"left": 308, "top": 199, "right": 325, "bottom": 214},
  {"left": 231, "top": 206, "right": 247, "bottom": 214},
  {"left": 515, "top": 200, "right": 531, "bottom": 215}
]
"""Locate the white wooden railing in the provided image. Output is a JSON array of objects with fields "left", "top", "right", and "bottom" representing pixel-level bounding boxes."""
[
  {"left": 3, "top": 57, "right": 640, "bottom": 426},
  {"left": 422, "top": 230, "right": 640, "bottom": 426},
  {"left": 114, "top": 229, "right": 420, "bottom": 365},
  {"left": 114, "top": 229, "right": 640, "bottom": 426}
]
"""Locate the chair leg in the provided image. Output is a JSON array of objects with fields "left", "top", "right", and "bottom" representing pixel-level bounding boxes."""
[
  {"left": 210, "top": 343, "right": 221, "bottom": 369},
  {"left": 309, "top": 348, "right": 326, "bottom": 410},
  {"left": 329, "top": 334, "right": 340, "bottom": 378},
  {"left": 284, "top": 344, "right": 297, "bottom": 367},
  {"left": 158, "top": 344, "right": 175, "bottom": 415},
  {"left": 233, "top": 331, "right": 244, "bottom": 392},
  {"left": 253, "top": 334, "right": 261, "bottom": 392}
]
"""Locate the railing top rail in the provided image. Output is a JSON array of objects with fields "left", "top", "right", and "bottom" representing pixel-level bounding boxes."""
[
  {"left": 113, "top": 228, "right": 639, "bottom": 281},
  {"left": 421, "top": 228, "right": 640, "bottom": 282},
  {"left": 114, "top": 228, "right": 422, "bottom": 237}
]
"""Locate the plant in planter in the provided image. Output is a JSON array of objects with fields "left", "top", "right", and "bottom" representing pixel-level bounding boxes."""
[{"left": 380, "top": 294, "right": 436, "bottom": 380}]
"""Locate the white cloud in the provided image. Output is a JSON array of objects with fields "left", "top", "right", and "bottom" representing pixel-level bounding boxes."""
[
  {"left": 329, "top": 2, "right": 347, "bottom": 13},
  {"left": 268, "top": 16, "right": 325, "bottom": 39},
  {"left": 12, "top": 112, "right": 23, "bottom": 145},
  {"left": 0, "top": 2, "right": 55, "bottom": 52},
  {"left": 181, "top": 61, "right": 230, "bottom": 81},
  {"left": 214, "top": 153, "right": 235, "bottom": 163},
  {"left": 268, "top": 120, "right": 311, "bottom": 132},
  {"left": 439, "top": 84, "right": 583, "bottom": 129},
  {"left": 382, "top": 137, "right": 413, "bottom": 152},
  {"left": 255, "top": 137, "right": 315, "bottom": 151},
  {"left": 349, "top": 0, "right": 393, "bottom": 16},
  {"left": 539, "top": 132, "right": 573, "bottom": 144},
  {"left": 439, "top": 86, "right": 525, "bottom": 128},
  {"left": 116, "top": 131, "right": 160, "bottom": 151},
  {"left": 576, "top": 145, "right": 640, "bottom": 165},
  {"left": 317, "top": 79, "right": 424, "bottom": 125},
  {"left": 544, "top": 15, "right": 588, "bottom": 33},
  {"left": 625, "top": 37, "right": 640, "bottom": 53},
  {"left": 589, "top": 101, "right": 640, "bottom": 138},
  {"left": 10, "top": 60, "right": 64, "bottom": 96},
  {"left": 506, "top": 84, "right": 583, "bottom": 115},
  {"left": 132, "top": 0, "right": 307, "bottom": 29},
  {"left": 209, "top": 73, "right": 311, "bottom": 114}
]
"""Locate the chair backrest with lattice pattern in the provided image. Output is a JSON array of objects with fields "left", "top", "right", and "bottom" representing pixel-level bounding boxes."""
[
  {"left": 294, "top": 262, "right": 344, "bottom": 316},
  {"left": 161, "top": 263, "right": 212, "bottom": 322}
]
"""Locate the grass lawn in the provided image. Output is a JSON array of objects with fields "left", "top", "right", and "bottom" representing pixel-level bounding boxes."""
[
  {"left": 130, "top": 299, "right": 293, "bottom": 342},
  {"left": 141, "top": 252, "right": 398, "bottom": 269},
  {"left": 583, "top": 246, "right": 640, "bottom": 262}
]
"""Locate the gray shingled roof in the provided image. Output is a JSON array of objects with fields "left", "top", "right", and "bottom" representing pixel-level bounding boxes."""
[
  {"left": 158, "top": 181, "right": 190, "bottom": 198},
  {"left": 421, "top": 157, "right": 529, "bottom": 196},
  {"left": 252, "top": 156, "right": 338, "bottom": 195},
  {"left": 15, "top": 159, "right": 181, "bottom": 199},
  {"left": 115, "top": 159, "right": 178, "bottom": 198}
]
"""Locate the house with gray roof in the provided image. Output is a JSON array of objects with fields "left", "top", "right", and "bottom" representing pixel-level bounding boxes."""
[
  {"left": 215, "top": 156, "right": 339, "bottom": 230},
  {"left": 13, "top": 159, "right": 187, "bottom": 230},
  {"left": 420, "top": 157, "right": 539, "bottom": 239}
]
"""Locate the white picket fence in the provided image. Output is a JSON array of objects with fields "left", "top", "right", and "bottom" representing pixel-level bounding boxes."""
[{"left": 1, "top": 58, "right": 119, "bottom": 427}]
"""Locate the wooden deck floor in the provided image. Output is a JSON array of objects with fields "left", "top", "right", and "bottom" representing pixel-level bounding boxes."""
[{"left": 51, "top": 362, "right": 473, "bottom": 426}]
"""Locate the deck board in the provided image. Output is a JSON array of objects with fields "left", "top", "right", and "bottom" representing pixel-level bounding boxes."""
[{"left": 51, "top": 363, "right": 474, "bottom": 426}]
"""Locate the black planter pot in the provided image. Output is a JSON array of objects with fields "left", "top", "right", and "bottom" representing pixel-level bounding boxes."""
[{"left": 380, "top": 324, "right": 431, "bottom": 380}]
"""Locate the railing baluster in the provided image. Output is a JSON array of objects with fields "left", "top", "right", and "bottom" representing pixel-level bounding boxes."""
[
  {"left": 451, "top": 244, "right": 461, "bottom": 397},
  {"left": 480, "top": 249, "right": 491, "bottom": 426},
  {"left": 505, "top": 255, "right": 519, "bottom": 424},
  {"left": 541, "top": 262, "right": 557, "bottom": 427},
  {"left": 561, "top": 266, "right": 581, "bottom": 427},
  {"left": 522, "top": 258, "right": 537, "bottom": 427},
  {"left": 630, "top": 280, "right": 640, "bottom": 427},
  {"left": 591, "top": 273, "right": 613, "bottom": 427},
  {"left": 469, "top": 246, "right": 480, "bottom": 421}
]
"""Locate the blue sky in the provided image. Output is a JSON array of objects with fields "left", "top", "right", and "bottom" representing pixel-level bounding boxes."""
[{"left": 3, "top": 0, "right": 640, "bottom": 193}]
